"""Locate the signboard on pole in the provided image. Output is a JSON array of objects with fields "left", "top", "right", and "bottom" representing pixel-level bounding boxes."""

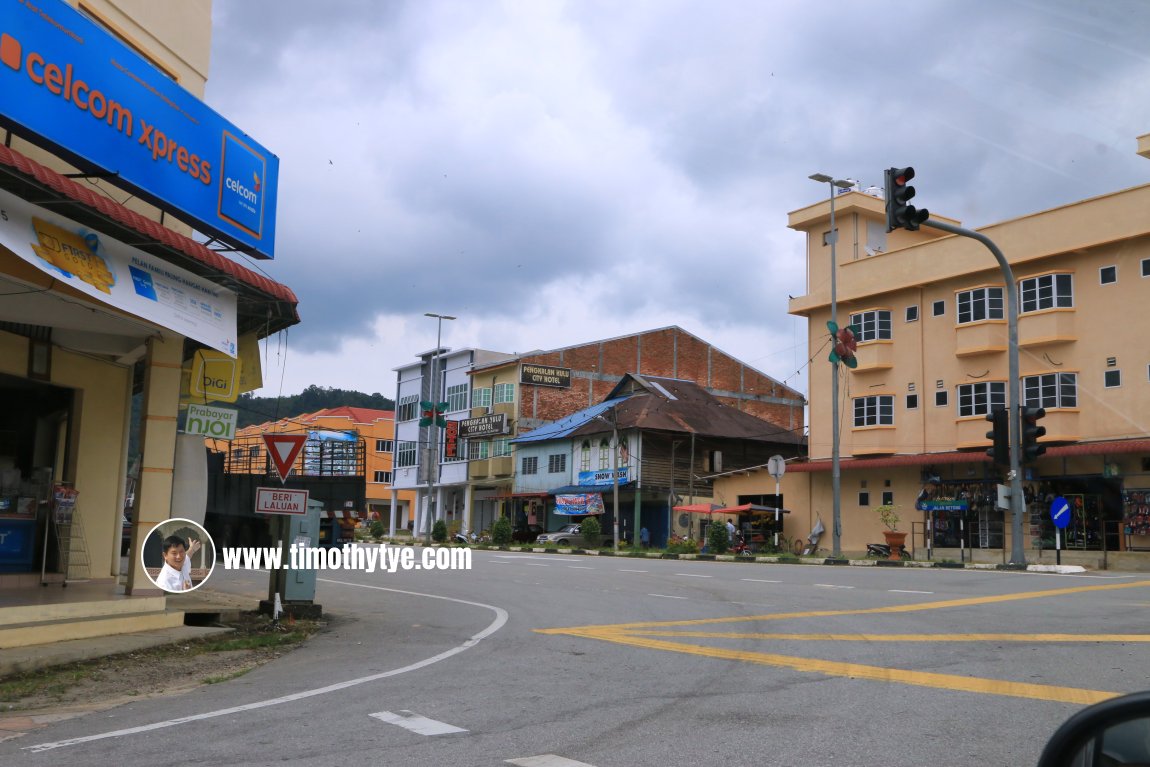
[
  {"left": 255, "top": 487, "right": 308, "bottom": 515},
  {"left": 1050, "top": 496, "right": 1071, "bottom": 529},
  {"left": 263, "top": 433, "right": 306, "bottom": 483},
  {"left": 767, "top": 455, "right": 786, "bottom": 481},
  {"left": 183, "top": 403, "right": 237, "bottom": 440}
]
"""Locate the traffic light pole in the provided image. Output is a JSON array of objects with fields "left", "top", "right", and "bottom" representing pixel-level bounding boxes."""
[{"left": 922, "top": 218, "right": 1027, "bottom": 565}]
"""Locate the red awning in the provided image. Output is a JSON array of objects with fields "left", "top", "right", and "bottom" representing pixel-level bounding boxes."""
[
  {"left": 714, "top": 503, "right": 790, "bottom": 515},
  {"left": 673, "top": 503, "right": 723, "bottom": 514}
]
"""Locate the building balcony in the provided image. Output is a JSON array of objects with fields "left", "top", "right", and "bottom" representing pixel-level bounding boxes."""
[
  {"left": 490, "top": 456, "right": 513, "bottom": 477},
  {"left": 1034, "top": 408, "right": 1080, "bottom": 443},
  {"left": 851, "top": 341, "right": 893, "bottom": 372},
  {"left": 493, "top": 402, "right": 516, "bottom": 417},
  {"left": 954, "top": 410, "right": 1080, "bottom": 450},
  {"left": 955, "top": 417, "right": 992, "bottom": 450},
  {"left": 955, "top": 321, "right": 1007, "bottom": 357},
  {"left": 468, "top": 456, "right": 514, "bottom": 480},
  {"left": 849, "top": 426, "right": 897, "bottom": 456},
  {"left": 1018, "top": 310, "right": 1076, "bottom": 348},
  {"left": 468, "top": 459, "right": 490, "bottom": 480}
]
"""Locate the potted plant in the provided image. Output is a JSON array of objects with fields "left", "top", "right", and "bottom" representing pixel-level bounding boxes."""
[{"left": 875, "top": 504, "right": 907, "bottom": 561}]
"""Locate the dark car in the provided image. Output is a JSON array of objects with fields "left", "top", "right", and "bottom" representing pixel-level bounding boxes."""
[{"left": 512, "top": 524, "right": 545, "bottom": 543}]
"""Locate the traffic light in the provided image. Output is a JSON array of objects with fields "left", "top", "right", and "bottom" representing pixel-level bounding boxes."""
[
  {"left": 1021, "top": 405, "right": 1047, "bottom": 464},
  {"left": 985, "top": 407, "right": 1009, "bottom": 466},
  {"left": 884, "top": 166, "right": 929, "bottom": 232}
]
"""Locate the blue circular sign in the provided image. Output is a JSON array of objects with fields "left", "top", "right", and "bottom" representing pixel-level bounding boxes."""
[{"left": 1050, "top": 496, "right": 1071, "bottom": 529}]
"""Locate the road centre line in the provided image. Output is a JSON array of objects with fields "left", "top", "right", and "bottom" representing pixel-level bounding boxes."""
[
  {"left": 741, "top": 578, "right": 782, "bottom": 583},
  {"left": 648, "top": 593, "right": 689, "bottom": 599},
  {"left": 619, "top": 569, "right": 647, "bottom": 573},
  {"left": 675, "top": 573, "right": 712, "bottom": 578},
  {"left": 523, "top": 563, "right": 550, "bottom": 567},
  {"left": 568, "top": 566, "right": 594, "bottom": 569},
  {"left": 26, "top": 580, "right": 509, "bottom": 753},
  {"left": 889, "top": 589, "right": 934, "bottom": 594},
  {"left": 814, "top": 584, "right": 854, "bottom": 589},
  {"left": 370, "top": 710, "right": 467, "bottom": 736},
  {"left": 506, "top": 754, "right": 600, "bottom": 766}
]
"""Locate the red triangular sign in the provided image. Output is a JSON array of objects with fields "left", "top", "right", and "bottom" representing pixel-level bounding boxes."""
[{"left": 263, "top": 433, "right": 307, "bottom": 483}]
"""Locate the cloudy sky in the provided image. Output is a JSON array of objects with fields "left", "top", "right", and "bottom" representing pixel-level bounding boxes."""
[{"left": 205, "top": 0, "right": 1150, "bottom": 402}]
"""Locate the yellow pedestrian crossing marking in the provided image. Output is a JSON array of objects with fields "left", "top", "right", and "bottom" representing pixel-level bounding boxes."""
[{"left": 537, "top": 579, "right": 1150, "bottom": 704}]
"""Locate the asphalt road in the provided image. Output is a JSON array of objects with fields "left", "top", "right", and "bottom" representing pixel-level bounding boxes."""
[{"left": 5, "top": 549, "right": 1150, "bottom": 766}]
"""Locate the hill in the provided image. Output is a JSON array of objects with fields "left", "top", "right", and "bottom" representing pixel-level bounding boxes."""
[{"left": 235, "top": 386, "right": 395, "bottom": 428}]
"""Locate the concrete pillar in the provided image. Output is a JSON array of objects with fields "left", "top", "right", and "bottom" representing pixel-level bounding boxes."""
[
  {"left": 462, "top": 486, "right": 473, "bottom": 537},
  {"left": 388, "top": 489, "right": 398, "bottom": 537},
  {"left": 435, "top": 486, "right": 446, "bottom": 528},
  {"left": 126, "top": 336, "right": 183, "bottom": 595}
]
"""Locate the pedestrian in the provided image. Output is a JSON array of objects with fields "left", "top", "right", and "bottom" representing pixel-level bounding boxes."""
[
  {"left": 640, "top": 526, "right": 650, "bottom": 548},
  {"left": 726, "top": 517, "right": 737, "bottom": 541}
]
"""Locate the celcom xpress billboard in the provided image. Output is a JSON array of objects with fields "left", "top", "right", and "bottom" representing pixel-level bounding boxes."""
[{"left": 0, "top": 0, "right": 279, "bottom": 259}]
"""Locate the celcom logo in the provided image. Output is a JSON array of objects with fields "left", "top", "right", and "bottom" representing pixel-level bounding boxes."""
[{"left": 217, "top": 131, "right": 266, "bottom": 238}]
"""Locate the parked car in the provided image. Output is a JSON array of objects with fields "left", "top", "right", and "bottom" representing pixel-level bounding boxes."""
[
  {"left": 535, "top": 522, "right": 613, "bottom": 548},
  {"left": 512, "top": 524, "right": 545, "bottom": 543}
]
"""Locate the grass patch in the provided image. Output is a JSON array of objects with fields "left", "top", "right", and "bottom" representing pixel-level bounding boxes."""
[{"left": 203, "top": 669, "right": 252, "bottom": 684}]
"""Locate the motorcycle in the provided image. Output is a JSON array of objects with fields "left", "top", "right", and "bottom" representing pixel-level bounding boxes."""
[{"left": 866, "top": 541, "right": 912, "bottom": 560}]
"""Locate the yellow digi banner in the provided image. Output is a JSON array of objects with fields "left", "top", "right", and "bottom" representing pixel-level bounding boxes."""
[
  {"left": 187, "top": 349, "right": 242, "bottom": 403},
  {"left": 237, "top": 332, "right": 263, "bottom": 394}
]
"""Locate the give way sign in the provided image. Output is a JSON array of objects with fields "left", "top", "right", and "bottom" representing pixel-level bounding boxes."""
[{"left": 263, "top": 433, "right": 306, "bottom": 483}]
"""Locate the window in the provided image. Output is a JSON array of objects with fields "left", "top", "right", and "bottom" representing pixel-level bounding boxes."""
[
  {"left": 1105, "top": 370, "right": 1122, "bottom": 389},
  {"left": 397, "top": 394, "right": 419, "bottom": 422},
  {"left": 521, "top": 456, "right": 539, "bottom": 475},
  {"left": 375, "top": 439, "right": 393, "bottom": 453},
  {"left": 1023, "top": 373, "right": 1077, "bottom": 409},
  {"left": 935, "top": 391, "right": 948, "bottom": 407},
  {"left": 472, "top": 387, "right": 492, "bottom": 409},
  {"left": 492, "top": 438, "right": 512, "bottom": 457},
  {"left": 905, "top": 305, "right": 919, "bottom": 323},
  {"left": 957, "top": 382, "right": 1006, "bottom": 417},
  {"left": 956, "top": 287, "right": 1004, "bottom": 324},
  {"left": 1143, "top": 258, "right": 1150, "bottom": 278},
  {"left": 882, "top": 491, "right": 894, "bottom": 506},
  {"left": 1100, "top": 266, "right": 1117, "bottom": 285},
  {"left": 445, "top": 383, "right": 468, "bottom": 412},
  {"left": 469, "top": 441, "right": 490, "bottom": 460},
  {"left": 598, "top": 438, "right": 611, "bottom": 469},
  {"left": 395, "top": 441, "right": 417, "bottom": 467},
  {"left": 853, "top": 395, "right": 893, "bottom": 427},
  {"left": 548, "top": 454, "right": 567, "bottom": 474},
  {"left": 906, "top": 394, "right": 919, "bottom": 410},
  {"left": 493, "top": 383, "right": 515, "bottom": 404},
  {"left": 248, "top": 446, "right": 261, "bottom": 459},
  {"left": 580, "top": 440, "right": 591, "bottom": 471},
  {"left": 1019, "top": 273, "right": 1073, "bottom": 313},
  {"left": 932, "top": 300, "right": 946, "bottom": 317},
  {"left": 372, "top": 470, "right": 393, "bottom": 483},
  {"left": 858, "top": 491, "right": 871, "bottom": 506},
  {"left": 848, "top": 310, "right": 891, "bottom": 342}
]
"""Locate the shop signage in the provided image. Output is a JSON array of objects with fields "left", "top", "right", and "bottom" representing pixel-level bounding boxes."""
[
  {"left": 255, "top": 487, "right": 308, "bottom": 515},
  {"left": 555, "top": 493, "right": 605, "bottom": 516},
  {"left": 577, "top": 467, "right": 629, "bottom": 486},
  {"left": 443, "top": 418, "right": 459, "bottom": 459},
  {"left": 188, "top": 349, "right": 242, "bottom": 402},
  {"left": 0, "top": 0, "right": 279, "bottom": 258},
  {"left": 459, "top": 413, "right": 508, "bottom": 438},
  {"left": 184, "top": 403, "right": 237, "bottom": 440},
  {"left": 520, "top": 364, "right": 571, "bottom": 388},
  {"left": 0, "top": 188, "right": 239, "bottom": 355},
  {"left": 916, "top": 499, "right": 969, "bottom": 512}
]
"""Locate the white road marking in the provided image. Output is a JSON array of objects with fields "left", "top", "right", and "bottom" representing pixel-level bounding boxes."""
[
  {"left": 741, "top": 578, "right": 782, "bottom": 583},
  {"left": 814, "top": 584, "right": 854, "bottom": 589},
  {"left": 507, "top": 755, "right": 599, "bottom": 766},
  {"left": 568, "top": 566, "right": 594, "bottom": 569},
  {"left": 889, "top": 589, "right": 934, "bottom": 594},
  {"left": 523, "top": 563, "right": 550, "bottom": 567},
  {"left": 25, "top": 581, "right": 508, "bottom": 754},
  {"left": 370, "top": 710, "right": 467, "bottom": 736},
  {"left": 675, "top": 573, "right": 712, "bottom": 578},
  {"left": 619, "top": 569, "right": 647, "bottom": 573},
  {"left": 648, "top": 593, "right": 688, "bottom": 600}
]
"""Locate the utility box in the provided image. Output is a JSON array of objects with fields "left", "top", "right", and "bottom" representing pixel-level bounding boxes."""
[{"left": 260, "top": 498, "right": 323, "bottom": 619}]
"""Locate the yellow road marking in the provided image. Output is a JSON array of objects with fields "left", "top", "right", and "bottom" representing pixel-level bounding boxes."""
[
  {"left": 536, "top": 579, "right": 1150, "bottom": 703},
  {"left": 622, "top": 631, "right": 1150, "bottom": 642}
]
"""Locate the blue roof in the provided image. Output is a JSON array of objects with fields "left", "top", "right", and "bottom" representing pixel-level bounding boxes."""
[{"left": 511, "top": 397, "right": 628, "bottom": 443}]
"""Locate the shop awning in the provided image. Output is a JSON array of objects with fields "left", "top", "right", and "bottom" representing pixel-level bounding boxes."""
[
  {"left": 673, "top": 503, "right": 723, "bottom": 514},
  {"left": 715, "top": 503, "right": 791, "bottom": 515}
]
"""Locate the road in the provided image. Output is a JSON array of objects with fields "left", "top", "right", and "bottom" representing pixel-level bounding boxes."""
[{"left": 5, "top": 549, "right": 1150, "bottom": 766}]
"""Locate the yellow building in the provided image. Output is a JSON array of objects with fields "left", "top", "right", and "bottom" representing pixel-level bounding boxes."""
[
  {"left": 722, "top": 141, "right": 1150, "bottom": 570},
  {"left": 0, "top": 1, "right": 298, "bottom": 645}
]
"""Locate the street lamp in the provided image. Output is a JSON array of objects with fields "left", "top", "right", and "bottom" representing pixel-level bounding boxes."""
[
  {"left": 594, "top": 410, "right": 621, "bottom": 553},
  {"left": 423, "top": 312, "right": 456, "bottom": 544},
  {"left": 809, "top": 173, "right": 855, "bottom": 558}
]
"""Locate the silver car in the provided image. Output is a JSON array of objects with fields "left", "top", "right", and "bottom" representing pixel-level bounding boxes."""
[{"left": 536, "top": 523, "right": 613, "bottom": 547}]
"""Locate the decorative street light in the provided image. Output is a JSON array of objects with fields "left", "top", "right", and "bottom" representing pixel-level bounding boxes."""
[
  {"left": 423, "top": 312, "right": 455, "bottom": 544},
  {"left": 809, "top": 173, "right": 855, "bottom": 558}
]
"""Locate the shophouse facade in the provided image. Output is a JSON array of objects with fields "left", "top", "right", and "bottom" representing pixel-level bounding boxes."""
[
  {"left": 459, "top": 327, "right": 807, "bottom": 539},
  {"left": 0, "top": 0, "right": 299, "bottom": 643},
  {"left": 739, "top": 149, "right": 1150, "bottom": 567}
]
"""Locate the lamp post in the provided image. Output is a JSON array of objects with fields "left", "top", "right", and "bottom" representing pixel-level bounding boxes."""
[
  {"left": 809, "top": 173, "right": 855, "bottom": 558},
  {"left": 423, "top": 312, "right": 455, "bottom": 544},
  {"left": 595, "top": 410, "right": 621, "bottom": 553}
]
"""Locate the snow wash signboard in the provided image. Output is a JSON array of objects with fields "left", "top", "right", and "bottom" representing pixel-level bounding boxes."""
[{"left": 0, "top": 0, "right": 279, "bottom": 258}]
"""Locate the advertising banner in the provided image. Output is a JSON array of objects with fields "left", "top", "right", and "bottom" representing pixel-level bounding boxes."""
[
  {"left": 520, "top": 364, "right": 571, "bottom": 388},
  {"left": 0, "top": 188, "right": 238, "bottom": 355},
  {"left": 576, "top": 467, "right": 629, "bottom": 487},
  {"left": 554, "top": 493, "right": 605, "bottom": 516},
  {"left": 0, "top": 0, "right": 279, "bottom": 258},
  {"left": 183, "top": 403, "right": 237, "bottom": 440}
]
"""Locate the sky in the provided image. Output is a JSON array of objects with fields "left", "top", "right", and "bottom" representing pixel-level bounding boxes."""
[{"left": 205, "top": 0, "right": 1150, "bottom": 403}]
